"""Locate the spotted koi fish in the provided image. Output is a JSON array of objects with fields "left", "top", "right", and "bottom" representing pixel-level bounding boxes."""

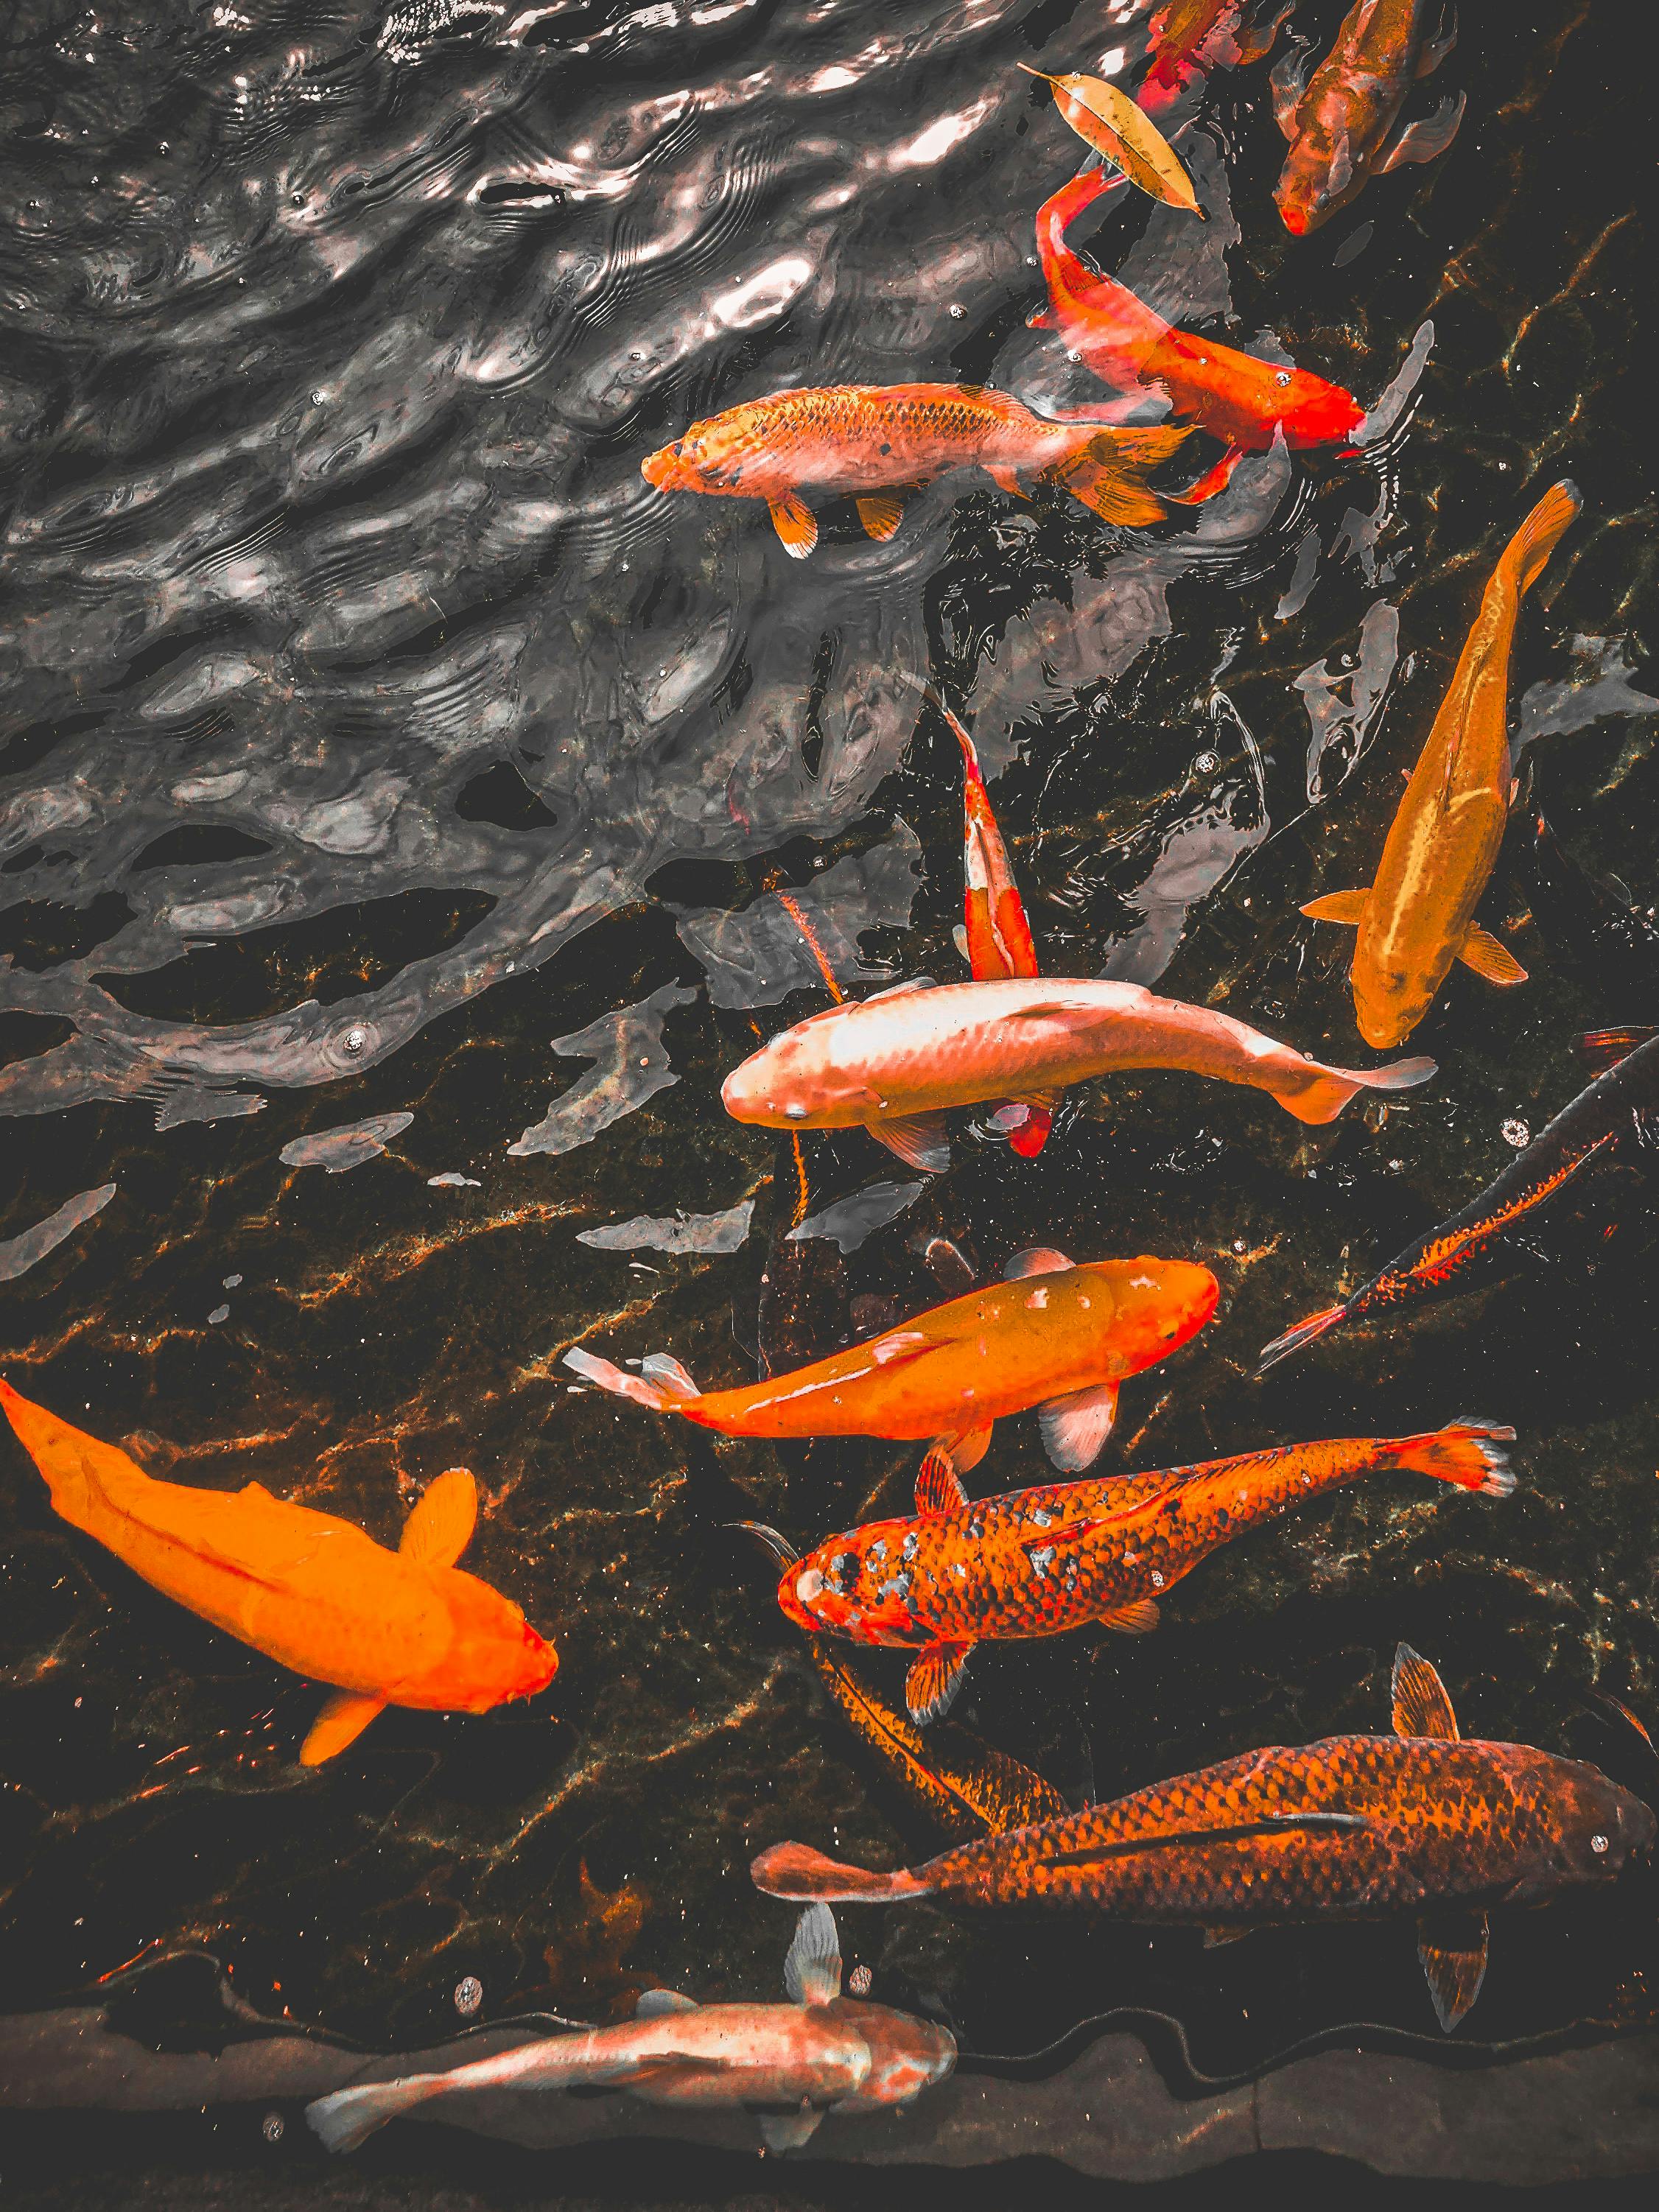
[
  {"left": 0, "top": 1380, "right": 555, "bottom": 1765},
  {"left": 1273, "top": 0, "right": 1465, "bottom": 236},
  {"left": 1032, "top": 166, "right": 1364, "bottom": 504},
  {"left": 1256, "top": 1028, "right": 1659, "bottom": 1372},
  {"left": 641, "top": 385, "right": 1193, "bottom": 557},
  {"left": 760, "top": 1422, "right": 1512, "bottom": 1724},
  {"left": 753, "top": 1646, "right": 1655, "bottom": 2033},
  {"left": 1303, "top": 482, "right": 1579, "bottom": 1047},
  {"left": 567, "top": 1247, "right": 1218, "bottom": 1474}
]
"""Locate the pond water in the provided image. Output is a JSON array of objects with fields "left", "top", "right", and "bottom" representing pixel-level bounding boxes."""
[{"left": 1, "top": 0, "right": 1657, "bottom": 2154}]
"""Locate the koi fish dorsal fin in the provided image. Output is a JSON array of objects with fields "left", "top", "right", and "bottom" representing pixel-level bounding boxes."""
[
  {"left": 915, "top": 1449, "right": 968, "bottom": 1516},
  {"left": 906, "top": 1640, "right": 975, "bottom": 1724},
  {"left": 1392, "top": 1643, "right": 1460, "bottom": 1740},
  {"left": 1003, "top": 1247, "right": 1074, "bottom": 1279},
  {"left": 1456, "top": 924, "right": 1528, "bottom": 986},
  {"left": 300, "top": 1689, "right": 387, "bottom": 1766},
  {"left": 636, "top": 1988, "right": 699, "bottom": 2018},
  {"left": 783, "top": 1902, "right": 843, "bottom": 2005},
  {"left": 399, "top": 1467, "right": 477, "bottom": 1567},
  {"left": 1302, "top": 888, "right": 1370, "bottom": 926},
  {"left": 1417, "top": 1909, "right": 1490, "bottom": 2033}
]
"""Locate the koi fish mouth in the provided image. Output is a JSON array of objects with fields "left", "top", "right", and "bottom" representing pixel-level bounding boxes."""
[{"left": 640, "top": 443, "right": 682, "bottom": 490}]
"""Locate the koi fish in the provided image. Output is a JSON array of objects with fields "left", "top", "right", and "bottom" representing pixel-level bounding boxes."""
[
  {"left": 1256, "top": 1027, "right": 1659, "bottom": 1372},
  {"left": 1303, "top": 482, "right": 1580, "bottom": 1046},
  {"left": 1142, "top": 0, "right": 1292, "bottom": 112},
  {"left": 0, "top": 1380, "right": 555, "bottom": 1765},
  {"left": 767, "top": 1422, "right": 1513, "bottom": 1724},
  {"left": 720, "top": 976, "right": 1436, "bottom": 1174},
  {"left": 641, "top": 385, "right": 1193, "bottom": 558},
  {"left": 1272, "top": 0, "right": 1465, "bottom": 236},
  {"left": 566, "top": 1246, "right": 1218, "bottom": 1474},
  {"left": 1032, "top": 166, "right": 1364, "bottom": 503},
  {"left": 753, "top": 1645, "right": 1655, "bottom": 2033},
  {"left": 306, "top": 1903, "right": 955, "bottom": 2155},
  {"left": 931, "top": 692, "right": 1048, "bottom": 1156},
  {"left": 1520, "top": 812, "right": 1659, "bottom": 1019}
]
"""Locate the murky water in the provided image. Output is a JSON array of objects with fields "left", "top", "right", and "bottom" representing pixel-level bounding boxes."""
[{"left": 2, "top": 0, "right": 1657, "bottom": 2130}]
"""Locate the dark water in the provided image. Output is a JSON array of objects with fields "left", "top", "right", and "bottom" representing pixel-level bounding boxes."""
[{"left": 1, "top": 0, "right": 1657, "bottom": 2116}]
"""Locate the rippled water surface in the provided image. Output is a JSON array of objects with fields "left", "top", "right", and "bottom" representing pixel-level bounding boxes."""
[{"left": 2, "top": 0, "right": 1658, "bottom": 2116}]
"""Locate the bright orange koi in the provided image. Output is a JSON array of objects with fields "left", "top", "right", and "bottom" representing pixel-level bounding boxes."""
[
  {"left": 641, "top": 385, "right": 1193, "bottom": 557},
  {"left": 1303, "top": 482, "right": 1579, "bottom": 1047},
  {"left": 0, "top": 1380, "right": 556, "bottom": 1764},
  {"left": 1273, "top": 0, "right": 1464, "bottom": 236},
  {"left": 565, "top": 1246, "right": 1218, "bottom": 1474}
]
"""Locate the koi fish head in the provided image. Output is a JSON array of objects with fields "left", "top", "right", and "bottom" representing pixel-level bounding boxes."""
[
  {"left": 1085, "top": 1257, "right": 1219, "bottom": 1374},
  {"left": 833, "top": 1999, "right": 958, "bottom": 2107},
  {"left": 721, "top": 1010, "right": 869, "bottom": 1129},
  {"left": 1274, "top": 117, "right": 1361, "bottom": 237},
  {"left": 1277, "top": 365, "right": 1367, "bottom": 446},
  {"left": 1515, "top": 1756, "right": 1655, "bottom": 1898},
  {"left": 429, "top": 1574, "right": 559, "bottom": 1713},
  {"left": 1353, "top": 958, "right": 1429, "bottom": 1052},
  {"left": 778, "top": 1517, "right": 922, "bottom": 1645},
  {"left": 642, "top": 405, "right": 768, "bottom": 496}
]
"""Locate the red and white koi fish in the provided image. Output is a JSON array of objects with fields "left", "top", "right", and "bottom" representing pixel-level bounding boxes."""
[
  {"left": 1033, "top": 166, "right": 1364, "bottom": 503},
  {"left": 1273, "top": 0, "right": 1464, "bottom": 236}
]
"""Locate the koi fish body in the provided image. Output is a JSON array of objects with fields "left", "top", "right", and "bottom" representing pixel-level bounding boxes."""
[
  {"left": 775, "top": 1422, "right": 1514, "bottom": 1723},
  {"left": 1303, "top": 482, "right": 1580, "bottom": 1047},
  {"left": 1273, "top": 0, "right": 1464, "bottom": 236},
  {"left": 1034, "top": 167, "right": 1362, "bottom": 498},
  {"left": 306, "top": 1904, "right": 955, "bottom": 2155},
  {"left": 567, "top": 1247, "right": 1218, "bottom": 1474},
  {"left": 0, "top": 1381, "right": 556, "bottom": 1764},
  {"left": 641, "top": 384, "right": 1193, "bottom": 556},
  {"left": 753, "top": 1647, "right": 1655, "bottom": 2033},
  {"left": 1142, "top": 0, "right": 1291, "bottom": 113},
  {"left": 1257, "top": 1028, "right": 1659, "bottom": 1372},
  {"left": 720, "top": 976, "right": 1436, "bottom": 1173}
]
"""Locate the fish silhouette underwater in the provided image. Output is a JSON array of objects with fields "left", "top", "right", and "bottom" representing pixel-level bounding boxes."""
[
  {"left": 754, "top": 1646, "right": 1655, "bottom": 2032},
  {"left": 306, "top": 1903, "right": 955, "bottom": 2153},
  {"left": 0, "top": 1381, "right": 556, "bottom": 1763}
]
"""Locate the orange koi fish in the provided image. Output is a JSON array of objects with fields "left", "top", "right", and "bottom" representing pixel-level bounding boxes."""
[
  {"left": 765, "top": 1419, "right": 1513, "bottom": 1724},
  {"left": 566, "top": 1246, "right": 1218, "bottom": 1473},
  {"left": 641, "top": 385, "right": 1193, "bottom": 558},
  {"left": 1303, "top": 482, "right": 1579, "bottom": 1047},
  {"left": 307, "top": 1904, "right": 955, "bottom": 2155},
  {"left": 1033, "top": 166, "right": 1364, "bottom": 502},
  {"left": 1273, "top": 0, "right": 1464, "bottom": 236},
  {"left": 931, "top": 692, "right": 1048, "bottom": 1156},
  {"left": 754, "top": 1646, "right": 1657, "bottom": 2033},
  {"left": 0, "top": 1380, "right": 556, "bottom": 1764},
  {"left": 720, "top": 976, "right": 1435, "bottom": 1173},
  {"left": 1141, "top": 1, "right": 1293, "bottom": 116}
]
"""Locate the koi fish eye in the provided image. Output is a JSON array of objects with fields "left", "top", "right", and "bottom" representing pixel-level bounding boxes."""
[
  {"left": 1591, "top": 1833, "right": 1609, "bottom": 1854},
  {"left": 1275, "top": 371, "right": 1291, "bottom": 387}
]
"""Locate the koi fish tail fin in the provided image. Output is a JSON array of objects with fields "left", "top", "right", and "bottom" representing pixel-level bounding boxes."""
[
  {"left": 306, "top": 2074, "right": 441, "bottom": 2155},
  {"left": 1501, "top": 480, "right": 1581, "bottom": 598},
  {"left": 562, "top": 1347, "right": 698, "bottom": 1412},
  {"left": 1283, "top": 1053, "right": 1438, "bottom": 1125},
  {"left": 1050, "top": 425, "right": 1196, "bottom": 528},
  {"left": 751, "top": 1841, "right": 929, "bottom": 1903},
  {"left": 1386, "top": 1419, "right": 1518, "bottom": 1499},
  {"left": 1255, "top": 1301, "right": 1350, "bottom": 1376}
]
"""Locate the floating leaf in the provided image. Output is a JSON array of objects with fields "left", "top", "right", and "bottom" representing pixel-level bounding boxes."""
[{"left": 1019, "top": 66, "right": 1204, "bottom": 218}]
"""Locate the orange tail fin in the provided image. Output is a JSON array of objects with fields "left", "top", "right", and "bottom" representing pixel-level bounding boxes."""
[
  {"left": 751, "top": 1841, "right": 929, "bottom": 1903},
  {"left": 1383, "top": 1419, "right": 1516, "bottom": 1498},
  {"left": 1498, "top": 480, "right": 1580, "bottom": 597},
  {"left": 1049, "top": 424, "right": 1195, "bottom": 527}
]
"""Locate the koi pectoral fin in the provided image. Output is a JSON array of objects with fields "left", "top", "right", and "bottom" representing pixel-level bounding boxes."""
[
  {"left": 399, "top": 1467, "right": 477, "bottom": 1567},
  {"left": 1456, "top": 924, "right": 1527, "bottom": 986},
  {"left": 768, "top": 494, "right": 819, "bottom": 557},
  {"left": 1098, "top": 1597, "right": 1160, "bottom": 1635},
  {"left": 1418, "top": 1909, "right": 1489, "bottom": 2033},
  {"left": 1301, "top": 888, "right": 1370, "bottom": 926},
  {"left": 1203, "top": 1925, "right": 1249, "bottom": 1948},
  {"left": 915, "top": 1448, "right": 969, "bottom": 1515},
  {"left": 855, "top": 493, "right": 908, "bottom": 542},
  {"left": 1037, "top": 1381, "right": 1119, "bottom": 1471},
  {"left": 1375, "top": 91, "right": 1466, "bottom": 172},
  {"left": 757, "top": 2104, "right": 827, "bottom": 2153},
  {"left": 905, "top": 1640, "right": 975, "bottom": 1724},
  {"left": 300, "top": 1690, "right": 387, "bottom": 1766},
  {"left": 1165, "top": 443, "right": 1247, "bottom": 506},
  {"left": 867, "top": 1112, "right": 951, "bottom": 1173}
]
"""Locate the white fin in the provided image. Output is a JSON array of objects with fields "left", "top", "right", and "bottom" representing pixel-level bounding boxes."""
[
  {"left": 1003, "top": 1247, "right": 1074, "bottom": 1279},
  {"left": 1037, "top": 1382, "right": 1119, "bottom": 1471},
  {"left": 860, "top": 975, "right": 938, "bottom": 1003},
  {"left": 868, "top": 1112, "right": 950, "bottom": 1173},
  {"left": 306, "top": 2074, "right": 437, "bottom": 2154},
  {"left": 636, "top": 1988, "right": 699, "bottom": 2018},
  {"left": 640, "top": 1352, "right": 698, "bottom": 1398},
  {"left": 783, "top": 1902, "right": 843, "bottom": 2006},
  {"left": 953, "top": 924, "right": 970, "bottom": 961},
  {"left": 758, "top": 2104, "right": 826, "bottom": 2152}
]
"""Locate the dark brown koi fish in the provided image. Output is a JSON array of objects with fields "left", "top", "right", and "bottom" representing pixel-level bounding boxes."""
[{"left": 754, "top": 1646, "right": 1655, "bottom": 2032}]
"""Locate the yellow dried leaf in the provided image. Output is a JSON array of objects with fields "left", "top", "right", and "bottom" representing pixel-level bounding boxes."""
[{"left": 1020, "top": 66, "right": 1205, "bottom": 219}]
